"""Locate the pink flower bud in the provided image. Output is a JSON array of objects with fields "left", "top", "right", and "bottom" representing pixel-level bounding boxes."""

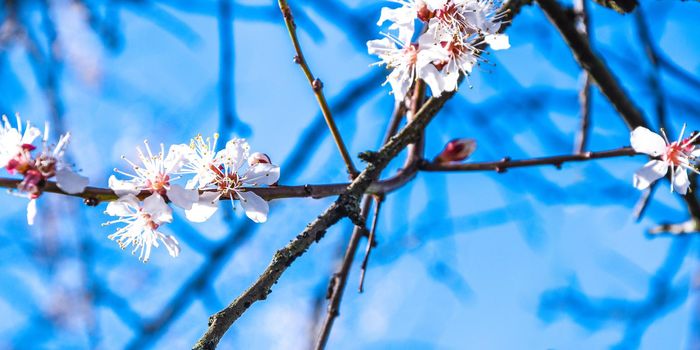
[
  {"left": 248, "top": 152, "right": 271, "bottom": 166},
  {"left": 434, "top": 138, "right": 476, "bottom": 163}
]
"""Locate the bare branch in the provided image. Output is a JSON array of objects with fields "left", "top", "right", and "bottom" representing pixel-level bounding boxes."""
[{"left": 278, "top": 0, "right": 359, "bottom": 178}]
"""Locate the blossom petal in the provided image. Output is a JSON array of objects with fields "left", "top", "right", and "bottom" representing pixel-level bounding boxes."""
[
  {"left": 167, "top": 184, "right": 199, "bottom": 210},
  {"left": 237, "top": 190, "right": 269, "bottom": 223},
  {"left": 242, "top": 163, "right": 280, "bottom": 186},
  {"left": 485, "top": 34, "right": 510, "bottom": 50},
  {"left": 55, "top": 168, "right": 89, "bottom": 194},
  {"left": 108, "top": 175, "right": 140, "bottom": 196},
  {"left": 143, "top": 194, "right": 173, "bottom": 224},
  {"left": 630, "top": 127, "right": 666, "bottom": 156},
  {"left": 185, "top": 192, "right": 220, "bottom": 223},
  {"left": 26, "top": 199, "right": 37, "bottom": 226},
  {"left": 159, "top": 233, "right": 181, "bottom": 258},
  {"left": 673, "top": 168, "right": 690, "bottom": 195},
  {"left": 105, "top": 194, "right": 139, "bottom": 217},
  {"left": 633, "top": 160, "right": 668, "bottom": 190}
]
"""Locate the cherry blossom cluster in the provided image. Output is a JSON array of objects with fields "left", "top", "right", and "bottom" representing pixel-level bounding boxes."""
[
  {"left": 0, "top": 115, "right": 88, "bottom": 225},
  {"left": 630, "top": 125, "right": 700, "bottom": 195},
  {"left": 368, "top": 0, "right": 510, "bottom": 102},
  {"left": 105, "top": 134, "right": 280, "bottom": 262}
]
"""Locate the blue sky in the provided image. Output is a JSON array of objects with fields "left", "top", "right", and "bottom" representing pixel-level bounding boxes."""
[{"left": 0, "top": 0, "right": 699, "bottom": 349}]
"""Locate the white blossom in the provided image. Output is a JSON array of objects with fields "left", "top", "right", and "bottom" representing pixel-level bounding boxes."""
[
  {"left": 367, "top": 35, "right": 421, "bottom": 102},
  {"left": 630, "top": 125, "right": 700, "bottom": 195},
  {"left": 0, "top": 114, "right": 41, "bottom": 169},
  {"left": 1, "top": 118, "right": 88, "bottom": 225},
  {"left": 103, "top": 194, "right": 180, "bottom": 262},
  {"left": 183, "top": 138, "right": 280, "bottom": 223},
  {"left": 369, "top": 0, "right": 510, "bottom": 99},
  {"left": 110, "top": 140, "right": 197, "bottom": 210}
]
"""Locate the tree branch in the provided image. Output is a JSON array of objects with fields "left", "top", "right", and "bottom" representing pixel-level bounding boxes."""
[
  {"left": 278, "top": 0, "right": 359, "bottom": 178},
  {"left": 192, "top": 94, "right": 453, "bottom": 350}
]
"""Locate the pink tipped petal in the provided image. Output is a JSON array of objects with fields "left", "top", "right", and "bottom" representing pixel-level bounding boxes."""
[
  {"left": 633, "top": 160, "right": 668, "bottom": 190},
  {"left": 242, "top": 163, "right": 280, "bottom": 186},
  {"left": 237, "top": 190, "right": 269, "bottom": 223},
  {"left": 167, "top": 184, "right": 199, "bottom": 210},
  {"left": 673, "top": 169, "right": 690, "bottom": 195},
  {"left": 630, "top": 127, "right": 666, "bottom": 156},
  {"left": 55, "top": 168, "right": 89, "bottom": 194},
  {"left": 26, "top": 199, "right": 37, "bottom": 226},
  {"left": 184, "top": 192, "right": 220, "bottom": 223},
  {"left": 108, "top": 175, "right": 140, "bottom": 196}
]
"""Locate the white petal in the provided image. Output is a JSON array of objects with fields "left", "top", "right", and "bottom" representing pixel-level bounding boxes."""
[
  {"left": 158, "top": 233, "right": 181, "bottom": 258},
  {"left": 630, "top": 127, "right": 666, "bottom": 156},
  {"left": 167, "top": 184, "right": 199, "bottom": 210},
  {"left": 185, "top": 192, "right": 220, "bottom": 223},
  {"left": 237, "top": 190, "right": 269, "bottom": 223},
  {"left": 367, "top": 38, "right": 394, "bottom": 56},
  {"left": 417, "top": 63, "right": 446, "bottom": 97},
  {"left": 163, "top": 145, "right": 187, "bottom": 173},
  {"left": 633, "top": 160, "right": 668, "bottom": 190},
  {"left": 242, "top": 164, "right": 280, "bottom": 185},
  {"left": 108, "top": 175, "right": 140, "bottom": 196},
  {"left": 21, "top": 126, "right": 41, "bottom": 145},
  {"left": 55, "top": 168, "right": 89, "bottom": 194},
  {"left": 26, "top": 199, "right": 37, "bottom": 225},
  {"left": 143, "top": 194, "right": 173, "bottom": 224},
  {"left": 485, "top": 34, "right": 510, "bottom": 50},
  {"left": 673, "top": 168, "right": 690, "bottom": 195},
  {"left": 105, "top": 194, "right": 139, "bottom": 217}
]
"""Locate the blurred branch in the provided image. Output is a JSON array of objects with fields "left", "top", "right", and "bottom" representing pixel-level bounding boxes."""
[
  {"left": 573, "top": 0, "right": 592, "bottom": 153},
  {"left": 590, "top": 0, "right": 637, "bottom": 13},
  {"left": 536, "top": 0, "right": 646, "bottom": 129},
  {"left": 278, "top": 0, "right": 359, "bottom": 178}
]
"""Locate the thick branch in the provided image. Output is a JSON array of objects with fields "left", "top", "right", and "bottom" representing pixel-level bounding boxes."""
[
  {"left": 192, "top": 94, "right": 453, "bottom": 350},
  {"left": 278, "top": 0, "right": 358, "bottom": 178}
]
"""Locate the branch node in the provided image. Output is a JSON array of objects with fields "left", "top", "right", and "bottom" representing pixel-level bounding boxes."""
[
  {"left": 358, "top": 150, "right": 380, "bottom": 164},
  {"left": 312, "top": 78, "right": 324, "bottom": 91},
  {"left": 293, "top": 55, "right": 302, "bottom": 64}
]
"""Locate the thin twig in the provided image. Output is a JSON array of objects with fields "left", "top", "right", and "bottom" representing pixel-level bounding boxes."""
[
  {"left": 358, "top": 195, "right": 383, "bottom": 293},
  {"left": 278, "top": 0, "right": 359, "bottom": 178},
  {"left": 421, "top": 147, "right": 638, "bottom": 171}
]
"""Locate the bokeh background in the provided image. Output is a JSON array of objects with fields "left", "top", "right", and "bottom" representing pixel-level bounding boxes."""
[{"left": 0, "top": 0, "right": 698, "bottom": 349}]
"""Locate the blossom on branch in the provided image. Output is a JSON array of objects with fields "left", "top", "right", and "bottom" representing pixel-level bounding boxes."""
[
  {"left": 369, "top": 0, "right": 510, "bottom": 101},
  {"left": 630, "top": 125, "right": 700, "bottom": 195},
  {"left": 180, "top": 138, "right": 280, "bottom": 224},
  {"left": 0, "top": 115, "right": 88, "bottom": 224},
  {"left": 103, "top": 193, "right": 179, "bottom": 262},
  {"left": 109, "top": 140, "right": 198, "bottom": 210}
]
